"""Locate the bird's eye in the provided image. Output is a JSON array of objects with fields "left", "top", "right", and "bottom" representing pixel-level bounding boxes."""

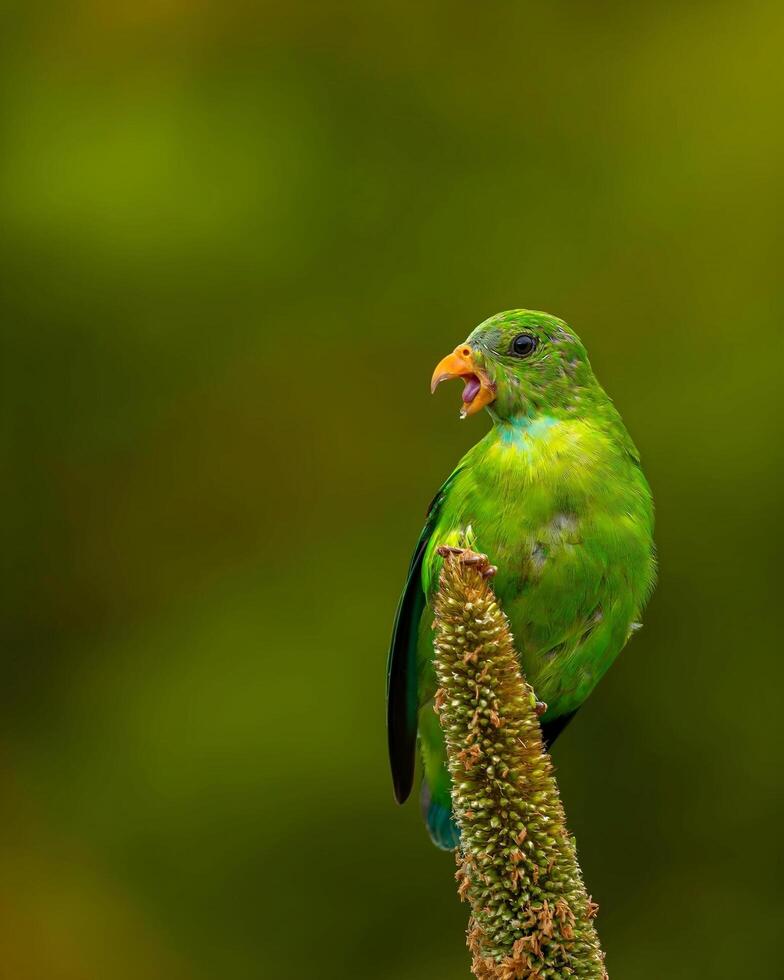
[{"left": 511, "top": 334, "right": 537, "bottom": 358}]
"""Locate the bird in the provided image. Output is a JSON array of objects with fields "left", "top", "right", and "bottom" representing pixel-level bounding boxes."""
[{"left": 387, "top": 310, "right": 656, "bottom": 849}]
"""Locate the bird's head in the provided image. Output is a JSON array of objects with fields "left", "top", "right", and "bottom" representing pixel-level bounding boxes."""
[{"left": 431, "top": 310, "right": 596, "bottom": 422}]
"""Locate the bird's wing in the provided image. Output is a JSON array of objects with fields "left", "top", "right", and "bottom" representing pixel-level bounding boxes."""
[{"left": 386, "top": 470, "right": 461, "bottom": 805}]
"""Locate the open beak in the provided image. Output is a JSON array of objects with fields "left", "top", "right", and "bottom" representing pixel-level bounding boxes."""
[{"left": 431, "top": 344, "right": 496, "bottom": 419}]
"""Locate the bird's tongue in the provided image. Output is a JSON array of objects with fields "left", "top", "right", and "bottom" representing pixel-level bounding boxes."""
[{"left": 462, "top": 375, "right": 481, "bottom": 404}]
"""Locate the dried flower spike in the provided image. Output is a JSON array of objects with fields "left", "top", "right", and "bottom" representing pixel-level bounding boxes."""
[{"left": 433, "top": 547, "right": 608, "bottom": 979}]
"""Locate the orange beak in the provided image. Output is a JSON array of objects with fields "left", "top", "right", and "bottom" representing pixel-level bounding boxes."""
[{"left": 431, "top": 344, "right": 496, "bottom": 419}]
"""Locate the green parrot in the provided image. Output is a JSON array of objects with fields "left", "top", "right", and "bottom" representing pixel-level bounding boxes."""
[{"left": 387, "top": 310, "right": 656, "bottom": 849}]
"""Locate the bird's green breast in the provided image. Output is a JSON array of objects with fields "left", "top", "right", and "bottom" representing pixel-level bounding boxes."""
[{"left": 420, "top": 413, "right": 655, "bottom": 719}]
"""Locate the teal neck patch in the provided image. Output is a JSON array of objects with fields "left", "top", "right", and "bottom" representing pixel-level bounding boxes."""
[{"left": 493, "top": 414, "right": 558, "bottom": 447}]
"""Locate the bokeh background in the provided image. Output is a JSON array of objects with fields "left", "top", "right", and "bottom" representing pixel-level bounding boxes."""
[{"left": 2, "top": 2, "right": 783, "bottom": 977}]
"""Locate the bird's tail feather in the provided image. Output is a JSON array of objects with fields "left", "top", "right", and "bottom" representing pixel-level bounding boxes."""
[{"left": 421, "top": 782, "right": 460, "bottom": 851}]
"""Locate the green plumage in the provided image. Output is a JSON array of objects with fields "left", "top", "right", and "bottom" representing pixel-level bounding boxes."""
[{"left": 387, "top": 310, "right": 656, "bottom": 849}]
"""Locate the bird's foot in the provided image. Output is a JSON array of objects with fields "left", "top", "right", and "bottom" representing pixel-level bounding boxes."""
[
  {"left": 534, "top": 700, "right": 548, "bottom": 717},
  {"left": 436, "top": 546, "right": 497, "bottom": 578}
]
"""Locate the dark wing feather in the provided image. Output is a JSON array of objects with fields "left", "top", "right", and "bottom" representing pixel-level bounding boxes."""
[{"left": 386, "top": 473, "right": 459, "bottom": 804}]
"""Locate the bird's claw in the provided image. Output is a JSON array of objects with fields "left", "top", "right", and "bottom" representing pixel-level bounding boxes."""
[
  {"left": 436, "top": 546, "right": 497, "bottom": 578},
  {"left": 534, "top": 700, "right": 548, "bottom": 717}
]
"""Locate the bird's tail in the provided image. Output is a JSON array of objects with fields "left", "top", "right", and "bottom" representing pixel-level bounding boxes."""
[
  {"left": 540, "top": 707, "right": 579, "bottom": 749},
  {"left": 421, "top": 781, "right": 460, "bottom": 851}
]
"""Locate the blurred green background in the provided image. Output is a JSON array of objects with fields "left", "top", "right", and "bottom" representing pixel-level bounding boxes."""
[{"left": 1, "top": 2, "right": 782, "bottom": 977}]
